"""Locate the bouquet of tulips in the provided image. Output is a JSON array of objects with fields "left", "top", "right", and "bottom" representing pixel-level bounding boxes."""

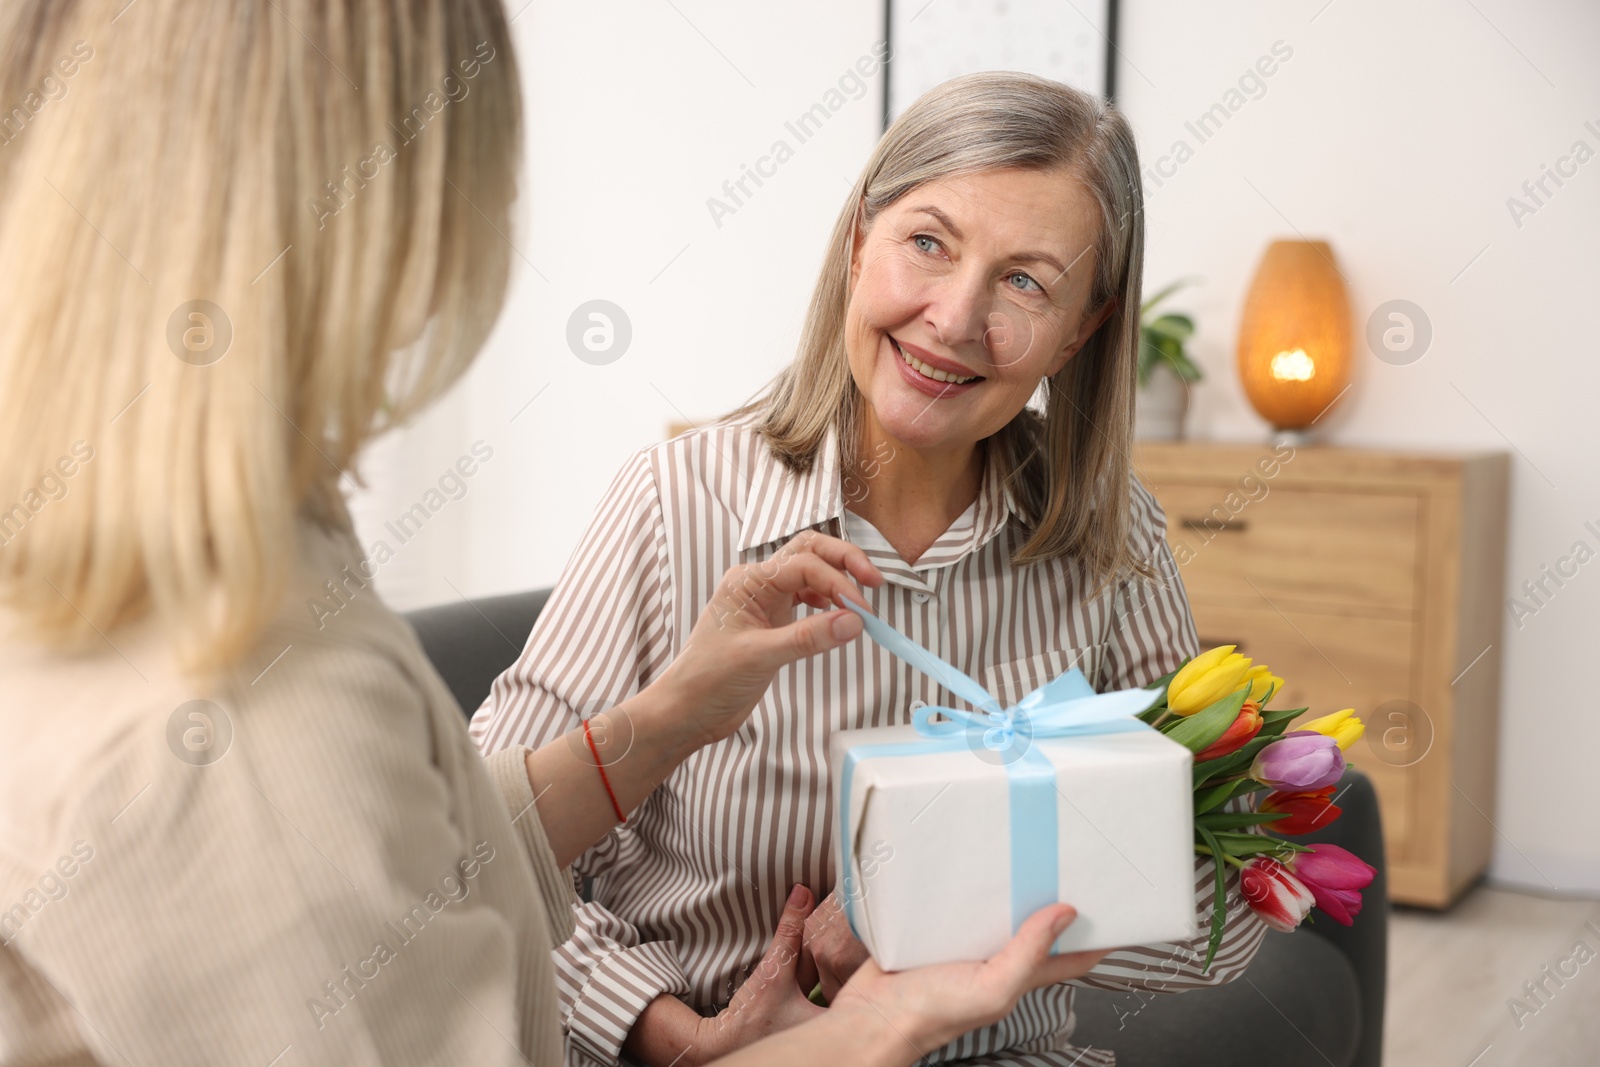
[{"left": 1137, "top": 645, "right": 1379, "bottom": 971}]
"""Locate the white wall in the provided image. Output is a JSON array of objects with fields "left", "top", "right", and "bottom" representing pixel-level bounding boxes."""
[
  {"left": 351, "top": 0, "right": 887, "bottom": 609},
  {"left": 1114, "top": 0, "right": 1600, "bottom": 894},
  {"left": 350, "top": 0, "right": 1599, "bottom": 894}
]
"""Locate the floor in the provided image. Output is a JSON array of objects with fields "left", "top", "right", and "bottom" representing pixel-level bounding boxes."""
[{"left": 1385, "top": 882, "right": 1600, "bottom": 1066}]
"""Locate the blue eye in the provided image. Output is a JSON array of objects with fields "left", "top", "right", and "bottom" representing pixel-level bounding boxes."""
[
  {"left": 1008, "top": 271, "right": 1042, "bottom": 292},
  {"left": 913, "top": 234, "right": 941, "bottom": 254}
]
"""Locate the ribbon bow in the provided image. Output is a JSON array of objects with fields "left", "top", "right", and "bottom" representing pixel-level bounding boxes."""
[{"left": 846, "top": 599, "right": 1164, "bottom": 749}]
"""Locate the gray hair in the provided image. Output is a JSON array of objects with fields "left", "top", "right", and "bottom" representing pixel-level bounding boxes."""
[{"left": 731, "top": 70, "right": 1150, "bottom": 588}]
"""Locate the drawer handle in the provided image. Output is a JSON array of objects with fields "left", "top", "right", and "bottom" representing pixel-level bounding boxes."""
[{"left": 1179, "top": 517, "right": 1250, "bottom": 533}]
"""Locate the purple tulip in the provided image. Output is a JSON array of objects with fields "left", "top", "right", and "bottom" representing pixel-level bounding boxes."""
[{"left": 1249, "top": 731, "right": 1345, "bottom": 791}]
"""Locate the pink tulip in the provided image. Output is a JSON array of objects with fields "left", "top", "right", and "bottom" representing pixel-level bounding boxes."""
[
  {"left": 1249, "top": 731, "right": 1345, "bottom": 791},
  {"left": 1289, "top": 844, "right": 1377, "bottom": 926},
  {"left": 1239, "top": 857, "right": 1315, "bottom": 932}
]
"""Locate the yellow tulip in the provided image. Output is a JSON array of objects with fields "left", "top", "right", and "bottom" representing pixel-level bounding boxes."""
[
  {"left": 1298, "top": 708, "right": 1364, "bottom": 750},
  {"left": 1243, "top": 664, "right": 1285, "bottom": 704},
  {"left": 1167, "top": 645, "right": 1254, "bottom": 716}
]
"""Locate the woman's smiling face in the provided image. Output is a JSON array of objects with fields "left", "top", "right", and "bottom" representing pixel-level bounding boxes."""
[{"left": 845, "top": 166, "right": 1112, "bottom": 452}]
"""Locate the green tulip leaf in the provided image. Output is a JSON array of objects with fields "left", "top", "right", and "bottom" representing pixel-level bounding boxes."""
[
  {"left": 1195, "top": 823, "right": 1229, "bottom": 973},
  {"left": 1229, "top": 780, "right": 1269, "bottom": 802},
  {"left": 1196, "top": 777, "right": 1268, "bottom": 815},
  {"left": 1163, "top": 688, "right": 1248, "bottom": 754},
  {"left": 1192, "top": 735, "right": 1280, "bottom": 786},
  {"left": 1192, "top": 755, "right": 1241, "bottom": 784},
  {"left": 1209, "top": 832, "right": 1277, "bottom": 857},
  {"left": 1253, "top": 710, "right": 1313, "bottom": 742},
  {"left": 1259, "top": 707, "right": 1310, "bottom": 726},
  {"left": 1194, "top": 780, "right": 1237, "bottom": 815},
  {"left": 1197, "top": 810, "right": 1289, "bottom": 831},
  {"left": 1209, "top": 830, "right": 1312, "bottom": 861}
]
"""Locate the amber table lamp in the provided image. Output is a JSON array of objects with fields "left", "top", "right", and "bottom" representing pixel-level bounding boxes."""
[{"left": 1237, "top": 239, "right": 1351, "bottom": 439}]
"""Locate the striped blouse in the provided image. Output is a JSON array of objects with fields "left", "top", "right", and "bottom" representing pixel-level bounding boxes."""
[{"left": 470, "top": 417, "right": 1268, "bottom": 1067}]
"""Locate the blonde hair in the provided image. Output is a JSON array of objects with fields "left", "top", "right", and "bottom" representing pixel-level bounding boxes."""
[
  {"left": 0, "top": 0, "right": 521, "bottom": 669},
  {"left": 732, "top": 71, "right": 1148, "bottom": 589}
]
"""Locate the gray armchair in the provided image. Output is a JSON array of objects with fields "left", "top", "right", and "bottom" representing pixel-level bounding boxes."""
[{"left": 408, "top": 590, "right": 1386, "bottom": 1067}]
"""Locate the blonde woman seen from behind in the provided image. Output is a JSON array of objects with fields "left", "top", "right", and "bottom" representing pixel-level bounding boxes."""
[{"left": 0, "top": 3, "right": 1110, "bottom": 1065}]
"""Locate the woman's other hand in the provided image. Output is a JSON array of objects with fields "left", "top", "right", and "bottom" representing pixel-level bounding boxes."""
[
  {"left": 827, "top": 903, "right": 1116, "bottom": 1059},
  {"left": 797, "top": 889, "right": 873, "bottom": 1002},
  {"left": 657, "top": 531, "right": 883, "bottom": 748},
  {"left": 691, "top": 884, "right": 827, "bottom": 1063}
]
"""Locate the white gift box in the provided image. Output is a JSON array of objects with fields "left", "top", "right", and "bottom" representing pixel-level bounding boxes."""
[{"left": 829, "top": 719, "right": 1198, "bottom": 971}]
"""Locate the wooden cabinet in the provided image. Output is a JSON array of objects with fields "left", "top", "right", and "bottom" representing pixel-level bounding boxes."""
[{"left": 1134, "top": 442, "right": 1510, "bottom": 908}]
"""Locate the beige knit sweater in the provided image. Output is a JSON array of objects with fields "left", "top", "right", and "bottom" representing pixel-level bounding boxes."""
[{"left": 0, "top": 524, "right": 576, "bottom": 1065}]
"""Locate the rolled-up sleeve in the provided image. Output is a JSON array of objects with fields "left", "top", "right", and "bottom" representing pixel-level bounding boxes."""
[
  {"left": 483, "top": 744, "right": 578, "bottom": 948},
  {"left": 555, "top": 905, "right": 693, "bottom": 1064}
]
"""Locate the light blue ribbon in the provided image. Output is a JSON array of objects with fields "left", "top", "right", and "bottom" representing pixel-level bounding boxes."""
[{"left": 836, "top": 600, "right": 1164, "bottom": 944}]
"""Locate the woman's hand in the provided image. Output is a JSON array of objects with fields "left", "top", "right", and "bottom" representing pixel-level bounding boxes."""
[
  {"left": 825, "top": 904, "right": 1116, "bottom": 1058},
  {"left": 654, "top": 531, "right": 884, "bottom": 748},
  {"left": 705, "top": 903, "right": 1118, "bottom": 1067},
  {"left": 690, "top": 885, "right": 827, "bottom": 1063},
  {"left": 797, "top": 889, "right": 873, "bottom": 1002},
  {"left": 525, "top": 532, "right": 881, "bottom": 870}
]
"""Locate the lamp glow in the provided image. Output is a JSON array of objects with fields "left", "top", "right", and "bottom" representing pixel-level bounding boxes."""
[
  {"left": 1237, "top": 240, "right": 1351, "bottom": 432},
  {"left": 1270, "top": 349, "right": 1316, "bottom": 381}
]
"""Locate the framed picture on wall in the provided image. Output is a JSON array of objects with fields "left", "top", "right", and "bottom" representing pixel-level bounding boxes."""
[{"left": 883, "top": 0, "right": 1119, "bottom": 127}]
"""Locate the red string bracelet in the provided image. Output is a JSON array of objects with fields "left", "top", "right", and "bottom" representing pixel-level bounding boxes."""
[{"left": 584, "top": 717, "right": 626, "bottom": 825}]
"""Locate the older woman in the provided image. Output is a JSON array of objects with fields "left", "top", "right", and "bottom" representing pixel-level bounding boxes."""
[
  {"left": 471, "top": 72, "right": 1269, "bottom": 1067},
  {"left": 0, "top": 5, "right": 1109, "bottom": 1065}
]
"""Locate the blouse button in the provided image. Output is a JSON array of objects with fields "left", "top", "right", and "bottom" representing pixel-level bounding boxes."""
[
  {"left": 909, "top": 699, "right": 927, "bottom": 712},
  {"left": 912, "top": 591, "right": 931, "bottom": 604}
]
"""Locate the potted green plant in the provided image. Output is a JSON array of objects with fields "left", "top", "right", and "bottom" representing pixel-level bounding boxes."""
[{"left": 1136, "top": 278, "right": 1203, "bottom": 441}]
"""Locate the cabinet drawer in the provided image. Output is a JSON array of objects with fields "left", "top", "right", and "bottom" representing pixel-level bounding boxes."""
[
  {"left": 1151, "top": 482, "right": 1420, "bottom": 613},
  {"left": 1342, "top": 742, "right": 1416, "bottom": 867},
  {"left": 1190, "top": 602, "right": 1417, "bottom": 862}
]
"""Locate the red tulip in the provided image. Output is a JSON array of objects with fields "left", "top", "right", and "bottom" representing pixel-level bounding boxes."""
[
  {"left": 1239, "top": 856, "right": 1315, "bottom": 932},
  {"left": 1259, "top": 785, "right": 1342, "bottom": 835},
  {"left": 1194, "top": 700, "right": 1264, "bottom": 762},
  {"left": 1289, "top": 844, "right": 1377, "bottom": 926}
]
